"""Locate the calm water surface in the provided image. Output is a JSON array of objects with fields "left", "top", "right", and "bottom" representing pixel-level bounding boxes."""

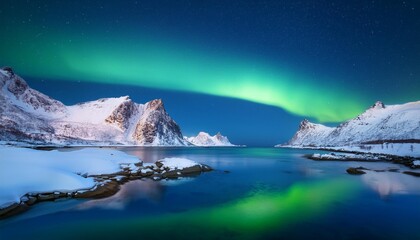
[{"left": 1, "top": 147, "right": 420, "bottom": 239}]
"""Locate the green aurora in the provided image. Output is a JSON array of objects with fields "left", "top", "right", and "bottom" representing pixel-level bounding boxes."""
[
  {"left": 31, "top": 179, "right": 359, "bottom": 239},
  {"left": 1, "top": 29, "right": 365, "bottom": 122}
]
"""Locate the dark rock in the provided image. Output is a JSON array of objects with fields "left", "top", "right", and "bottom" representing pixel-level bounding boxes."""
[
  {"left": 134, "top": 162, "right": 143, "bottom": 167},
  {"left": 37, "top": 193, "right": 57, "bottom": 201},
  {"left": 2, "top": 66, "right": 14, "bottom": 76},
  {"left": 346, "top": 167, "right": 366, "bottom": 175},
  {"left": 200, "top": 164, "right": 213, "bottom": 172},
  {"left": 74, "top": 181, "right": 120, "bottom": 199},
  {"left": 0, "top": 202, "right": 20, "bottom": 216},
  {"left": 155, "top": 161, "right": 164, "bottom": 168},
  {"left": 0, "top": 203, "right": 29, "bottom": 219},
  {"left": 140, "top": 169, "right": 154, "bottom": 177},
  {"left": 403, "top": 171, "right": 420, "bottom": 177},
  {"left": 132, "top": 99, "right": 186, "bottom": 145},
  {"left": 105, "top": 99, "right": 138, "bottom": 130},
  {"left": 7, "top": 76, "right": 28, "bottom": 96},
  {"left": 58, "top": 192, "right": 68, "bottom": 198},
  {"left": 181, "top": 165, "right": 202, "bottom": 175},
  {"left": 128, "top": 175, "right": 140, "bottom": 180},
  {"left": 25, "top": 196, "right": 38, "bottom": 206},
  {"left": 162, "top": 170, "right": 181, "bottom": 179}
]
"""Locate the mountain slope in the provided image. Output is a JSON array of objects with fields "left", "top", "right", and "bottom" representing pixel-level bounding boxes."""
[
  {"left": 283, "top": 101, "right": 420, "bottom": 147},
  {"left": 0, "top": 67, "right": 189, "bottom": 146},
  {"left": 186, "top": 132, "right": 236, "bottom": 146}
]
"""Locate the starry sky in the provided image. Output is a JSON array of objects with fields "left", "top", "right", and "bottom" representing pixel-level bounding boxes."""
[{"left": 0, "top": 0, "right": 419, "bottom": 146}]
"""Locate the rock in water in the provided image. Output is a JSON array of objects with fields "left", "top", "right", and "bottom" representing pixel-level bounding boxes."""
[{"left": 346, "top": 167, "right": 367, "bottom": 175}]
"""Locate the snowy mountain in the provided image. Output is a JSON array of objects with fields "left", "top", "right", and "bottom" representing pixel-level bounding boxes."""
[
  {"left": 0, "top": 67, "right": 189, "bottom": 146},
  {"left": 282, "top": 101, "right": 420, "bottom": 147},
  {"left": 185, "top": 132, "right": 236, "bottom": 146}
]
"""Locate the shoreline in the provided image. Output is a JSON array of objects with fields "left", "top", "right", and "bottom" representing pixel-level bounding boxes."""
[
  {"left": 303, "top": 152, "right": 419, "bottom": 169},
  {"left": 0, "top": 158, "right": 212, "bottom": 219},
  {"left": 0, "top": 142, "right": 245, "bottom": 149},
  {"left": 277, "top": 144, "right": 420, "bottom": 158}
]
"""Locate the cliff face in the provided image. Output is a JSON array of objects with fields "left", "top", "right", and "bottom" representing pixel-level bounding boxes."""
[
  {"left": 105, "top": 99, "right": 139, "bottom": 131},
  {"left": 0, "top": 67, "right": 189, "bottom": 146},
  {"left": 132, "top": 99, "right": 187, "bottom": 146}
]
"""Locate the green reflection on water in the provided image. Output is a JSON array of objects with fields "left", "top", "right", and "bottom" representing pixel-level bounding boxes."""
[{"left": 39, "top": 179, "right": 359, "bottom": 239}]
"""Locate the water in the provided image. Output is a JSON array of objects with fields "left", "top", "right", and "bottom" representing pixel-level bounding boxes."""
[{"left": 1, "top": 147, "right": 420, "bottom": 239}]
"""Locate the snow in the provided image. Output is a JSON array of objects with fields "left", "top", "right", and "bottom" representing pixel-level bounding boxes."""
[
  {"left": 330, "top": 143, "right": 420, "bottom": 157},
  {"left": 282, "top": 101, "right": 420, "bottom": 157},
  {"left": 311, "top": 152, "right": 382, "bottom": 161},
  {"left": 158, "top": 158, "right": 198, "bottom": 170},
  {"left": 140, "top": 168, "right": 153, "bottom": 174},
  {"left": 0, "top": 146, "right": 141, "bottom": 207},
  {"left": 0, "top": 69, "right": 10, "bottom": 77},
  {"left": 413, "top": 160, "right": 420, "bottom": 166},
  {"left": 0, "top": 71, "right": 189, "bottom": 146},
  {"left": 186, "top": 131, "right": 236, "bottom": 146},
  {"left": 66, "top": 97, "right": 131, "bottom": 124}
]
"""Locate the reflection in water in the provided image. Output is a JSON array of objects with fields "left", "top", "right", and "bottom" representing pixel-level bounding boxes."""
[
  {"left": 297, "top": 165, "right": 324, "bottom": 177},
  {"left": 119, "top": 147, "right": 169, "bottom": 163},
  {"left": 35, "top": 179, "right": 359, "bottom": 239},
  {"left": 77, "top": 180, "right": 164, "bottom": 210},
  {"left": 362, "top": 171, "right": 420, "bottom": 198}
]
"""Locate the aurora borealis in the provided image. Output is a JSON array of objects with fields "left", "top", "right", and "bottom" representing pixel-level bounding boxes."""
[
  {"left": 1, "top": 0, "right": 419, "bottom": 145},
  {"left": 1, "top": 24, "right": 365, "bottom": 122}
]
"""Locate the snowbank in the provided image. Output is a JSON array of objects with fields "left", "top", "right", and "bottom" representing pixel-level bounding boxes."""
[
  {"left": 158, "top": 157, "right": 198, "bottom": 170},
  {"left": 311, "top": 153, "right": 381, "bottom": 161},
  {"left": 330, "top": 143, "right": 420, "bottom": 158},
  {"left": 0, "top": 146, "right": 140, "bottom": 207}
]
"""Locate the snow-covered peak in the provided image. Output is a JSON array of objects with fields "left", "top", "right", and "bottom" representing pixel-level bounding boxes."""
[
  {"left": 371, "top": 101, "right": 385, "bottom": 109},
  {"left": 284, "top": 100, "right": 420, "bottom": 147},
  {"left": 145, "top": 98, "right": 164, "bottom": 111},
  {"left": 0, "top": 67, "right": 66, "bottom": 117},
  {"left": 197, "top": 131, "right": 210, "bottom": 137},
  {"left": 131, "top": 98, "right": 189, "bottom": 146},
  {"left": 0, "top": 68, "right": 190, "bottom": 146},
  {"left": 0, "top": 67, "right": 13, "bottom": 78},
  {"left": 298, "top": 119, "right": 324, "bottom": 131},
  {"left": 186, "top": 131, "right": 236, "bottom": 146},
  {"left": 66, "top": 96, "right": 135, "bottom": 124}
]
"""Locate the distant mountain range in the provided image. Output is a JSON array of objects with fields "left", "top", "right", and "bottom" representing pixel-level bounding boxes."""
[
  {"left": 185, "top": 132, "right": 236, "bottom": 146},
  {"left": 281, "top": 100, "right": 420, "bottom": 147},
  {"left": 2, "top": 67, "right": 418, "bottom": 148}
]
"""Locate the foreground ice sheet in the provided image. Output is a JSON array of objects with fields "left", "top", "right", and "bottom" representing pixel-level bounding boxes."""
[{"left": 0, "top": 146, "right": 140, "bottom": 207}]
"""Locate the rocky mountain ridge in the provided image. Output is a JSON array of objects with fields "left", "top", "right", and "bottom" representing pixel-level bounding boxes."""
[
  {"left": 0, "top": 67, "right": 188, "bottom": 146},
  {"left": 283, "top": 101, "right": 420, "bottom": 147}
]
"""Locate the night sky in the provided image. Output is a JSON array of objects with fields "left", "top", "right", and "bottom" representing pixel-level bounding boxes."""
[{"left": 0, "top": 1, "right": 419, "bottom": 146}]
